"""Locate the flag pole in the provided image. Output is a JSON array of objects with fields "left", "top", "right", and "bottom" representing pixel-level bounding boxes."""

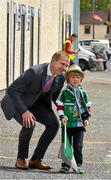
[{"left": 64, "top": 124, "right": 66, "bottom": 149}]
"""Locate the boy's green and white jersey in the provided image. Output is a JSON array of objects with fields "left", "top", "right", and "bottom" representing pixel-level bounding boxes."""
[{"left": 56, "top": 84, "right": 91, "bottom": 127}]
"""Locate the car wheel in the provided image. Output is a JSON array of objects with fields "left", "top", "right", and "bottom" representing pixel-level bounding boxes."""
[{"left": 79, "top": 59, "right": 89, "bottom": 71}]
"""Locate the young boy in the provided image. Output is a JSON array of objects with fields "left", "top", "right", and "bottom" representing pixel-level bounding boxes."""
[{"left": 56, "top": 64, "right": 91, "bottom": 173}]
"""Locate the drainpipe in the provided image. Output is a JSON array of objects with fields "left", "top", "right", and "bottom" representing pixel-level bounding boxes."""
[
  {"left": 9, "top": 0, "right": 14, "bottom": 85},
  {"left": 58, "top": 0, "right": 61, "bottom": 50}
]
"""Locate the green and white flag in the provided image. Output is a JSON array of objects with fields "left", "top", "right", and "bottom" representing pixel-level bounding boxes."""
[{"left": 58, "top": 125, "right": 78, "bottom": 172}]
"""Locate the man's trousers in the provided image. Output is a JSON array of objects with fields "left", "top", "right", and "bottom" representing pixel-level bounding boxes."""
[{"left": 14, "top": 95, "right": 59, "bottom": 159}]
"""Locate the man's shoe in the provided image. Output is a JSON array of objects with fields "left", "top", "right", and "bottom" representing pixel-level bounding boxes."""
[
  {"left": 15, "top": 158, "right": 28, "bottom": 170},
  {"left": 28, "top": 159, "right": 51, "bottom": 170}
]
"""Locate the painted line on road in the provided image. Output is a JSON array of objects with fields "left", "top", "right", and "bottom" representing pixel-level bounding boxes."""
[
  {"left": 0, "top": 136, "right": 18, "bottom": 140},
  {"left": 85, "top": 141, "right": 111, "bottom": 144},
  {"left": 0, "top": 136, "right": 111, "bottom": 144},
  {"left": 0, "top": 156, "right": 15, "bottom": 159}
]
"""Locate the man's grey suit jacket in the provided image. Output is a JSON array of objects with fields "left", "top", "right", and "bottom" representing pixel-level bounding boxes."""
[{"left": 1, "top": 63, "right": 65, "bottom": 120}]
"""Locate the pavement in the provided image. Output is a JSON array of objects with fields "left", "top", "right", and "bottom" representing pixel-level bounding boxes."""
[{"left": 0, "top": 70, "right": 111, "bottom": 179}]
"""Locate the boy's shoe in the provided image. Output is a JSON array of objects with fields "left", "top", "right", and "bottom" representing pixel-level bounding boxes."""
[
  {"left": 59, "top": 166, "right": 69, "bottom": 173},
  {"left": 77, "top": 166, "right": 84, "bottom": 174}
]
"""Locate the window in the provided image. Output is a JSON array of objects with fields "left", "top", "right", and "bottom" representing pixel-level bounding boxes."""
[{"left": 84, "top": 25, "right": 91, "bottom": 34}]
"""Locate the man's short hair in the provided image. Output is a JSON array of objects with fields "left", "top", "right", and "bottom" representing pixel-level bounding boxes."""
[
  {"left": 51, "top": 51, "right": 68, "bottom": 62},
  {"left": 71, "top": 33, "right": 78, "bottom": 38}
]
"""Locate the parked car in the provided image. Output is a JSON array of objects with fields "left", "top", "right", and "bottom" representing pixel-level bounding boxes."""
[
  {"left": 79, "top": 39, "right": 99, "bottom": 51},
  {"left": 79, "top": 39, "right": 109, "bottom": 51},
  {"left": 78, "top": 45, "right": 96, "bottom": 71}
]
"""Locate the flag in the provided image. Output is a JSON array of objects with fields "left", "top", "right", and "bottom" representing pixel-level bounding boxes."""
[
  {"left": 58, "top": 125, "right": 78, "bottom": 172},
  {"left": 91, "top": 13, "right": 103, "bottom": 22}
]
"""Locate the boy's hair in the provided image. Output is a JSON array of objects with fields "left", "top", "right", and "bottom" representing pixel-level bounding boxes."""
[{"left": 66, "top": 71, "right": 83, "bottom": 82}]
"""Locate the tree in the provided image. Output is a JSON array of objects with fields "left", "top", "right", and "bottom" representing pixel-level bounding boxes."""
[
  {"left": 80, "top": 0, "right": 111, "bottom": 10},
  {"left": 80, "top": 0, "right": 92, "bottom": 9}
]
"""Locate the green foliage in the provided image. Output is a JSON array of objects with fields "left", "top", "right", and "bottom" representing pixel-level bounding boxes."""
[
  {"left": 80, "top": 0, "right": 111, "bottom": 10},
  {"left": 80, "top": 0, "right": 92, "bottom": 9}
]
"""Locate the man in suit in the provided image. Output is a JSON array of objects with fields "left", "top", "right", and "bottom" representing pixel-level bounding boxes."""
[{"left": 1, "top": 51, "right": 70, "bottom": 170}]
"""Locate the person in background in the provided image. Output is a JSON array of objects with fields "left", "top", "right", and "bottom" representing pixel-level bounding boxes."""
[
  {"left": 56, "top": 64, "right": 92, "bottom": 173},
  {"left": 1, "top": 51, "right": 70, "bottom": 170},
  {"left": 99, "top": 47, "right": 108, "bottom": 71},
  {"left": 64, "top": 33, "right": 79, "bottom": 65},
  {"left": 91, "top": 46, "right": 108, "bottom": 71}
]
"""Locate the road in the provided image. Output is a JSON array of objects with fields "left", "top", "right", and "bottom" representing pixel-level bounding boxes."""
[{"left": 0, "top": 71, "right": 111, "bottom": 179}]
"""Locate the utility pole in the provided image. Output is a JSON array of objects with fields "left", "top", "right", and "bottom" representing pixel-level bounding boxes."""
[
  {"left": 107, "top": 4, "right": 111, "bottom": 47},
  {"left": 91, "top": 2, "right": 111, "bottom": 46},
  {"left": 71, "top": 0, "right": 80, "bottom": 64},
  {"left": 71, "top": 0, "right": 80, "bottom": 35},
  {"left": 92, "top": 0, "right": 96, "bottom": 39}
]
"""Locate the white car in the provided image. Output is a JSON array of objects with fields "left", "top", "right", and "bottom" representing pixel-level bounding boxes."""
[{"left": 78, "top": 45, "right": 96, "bottom": 71}]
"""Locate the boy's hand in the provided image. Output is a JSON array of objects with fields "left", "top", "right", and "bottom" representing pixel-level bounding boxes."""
[
  {"left": 83, "top": 119, "right": 89, "bottom": 127},
  {"left": 61, "top": 117, "right": 67, "bottom": 125}
]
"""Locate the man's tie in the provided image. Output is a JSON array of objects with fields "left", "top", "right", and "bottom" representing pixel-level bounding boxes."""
[{"left": 43, "top": 75, "right": 54, "bottom": 92}]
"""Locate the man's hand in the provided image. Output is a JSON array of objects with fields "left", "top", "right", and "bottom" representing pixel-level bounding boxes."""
[
  {"left": 22, "top": 110, "right": 36, "bottom": 128},
  {"left": 83, "top": 119, "right": 89, "bottom": 127},
  {"left": 74, "top": 49, "right": 79, "bottom": 53}
]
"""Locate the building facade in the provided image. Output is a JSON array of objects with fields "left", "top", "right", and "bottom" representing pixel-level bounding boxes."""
[
  {"left": 0, "top": 1, "right": 109, "bottom": 90},
  {"left": 79, "top": 10, "right": 108, "bottom": 40},
  {"left": 0, "top": 0, "right": 72, "bottom": 90}
]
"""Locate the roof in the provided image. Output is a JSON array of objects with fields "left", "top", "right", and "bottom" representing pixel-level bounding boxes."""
[
  {"left": 80, "top": 10, "right": 108, "bottom": 24},
  {"left": 79, "top": 39, "right": 99, "bottom": 42}
]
